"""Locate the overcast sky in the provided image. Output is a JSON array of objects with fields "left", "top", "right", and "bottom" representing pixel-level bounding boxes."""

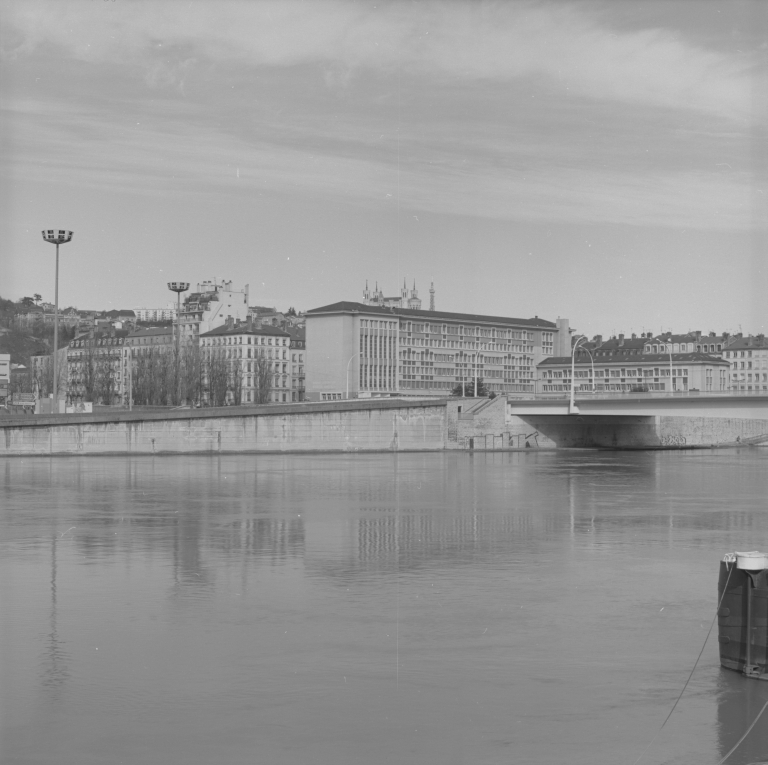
[{"left": 1, "top": 0, "right": 765, "bottom": 337}]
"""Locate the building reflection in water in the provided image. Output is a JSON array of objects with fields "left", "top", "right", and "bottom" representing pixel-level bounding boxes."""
[{"left": 40, "top": 533, "right": 69, "bottom": 697}]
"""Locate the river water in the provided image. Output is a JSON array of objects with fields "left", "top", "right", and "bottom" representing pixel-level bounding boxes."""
[{"left": 1, "top": 451, "right": 767, "bottom": 765}]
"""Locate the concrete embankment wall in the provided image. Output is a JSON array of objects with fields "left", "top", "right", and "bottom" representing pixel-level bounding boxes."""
[
  {"left": 1, "top": 397, "right": 766, "bottom": 456},
  {"left": 0, "top": 400, "right": 448, "bottom": 456}
]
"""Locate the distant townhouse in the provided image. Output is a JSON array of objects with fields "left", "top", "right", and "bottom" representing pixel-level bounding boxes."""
[
  {"left": 29, "top": 348, "right": 68, "bottom": 399},
  {"left": 67, "top": 329, "right": 129, "bottom": 403},
  {"left": 134, "top": 304, "right": 177, "bottom": 322},
  {"left": 0, "top": 353, "right": 9, "bottom": 404},
  {"left": 199, "top": 319, "right": 292, "bottom": 404},
  {"left": 644, "top": 331, "right": 731, "bottom": 357},
  {"left": 305, "top": 298, "right": 571, "bottom": 401},
  {"left": 538, "top": 351, "right": 730, "bottom": 393},
  {"left": 286, "top": 326, "right": 306, "bottom": 402},
  {"left": 179, "top": 279, "right": 249, "bottom": 341},
  {"left": 723, "top": 335, "right": 768, "bottom": 392}
]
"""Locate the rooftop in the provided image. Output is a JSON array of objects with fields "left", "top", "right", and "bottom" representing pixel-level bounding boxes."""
[
  {"left": 306, "top": 301, "right": 557, "bottom": 328},
  {"left": 200, "top": 323, "right": 290, "bottom": 338},
  {"left": 539, "top": 352, "right": 729, "bottom": 367}
]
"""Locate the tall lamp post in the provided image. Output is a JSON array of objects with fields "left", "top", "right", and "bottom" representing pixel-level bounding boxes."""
[
  {"left": 168, "top": 282, "right": 189, "bottom": 404},
  {"left": 570, "top": 335, "right": 588, "bottom": 414},
  {"left": 660, "top": 337, "right": 674, "bottom": 393},
  {"left": 167, "top": 282, "right": 189, "bottom": 355},
  {"left": 42, "top": 230, "right": 73, "bottom": 410}
]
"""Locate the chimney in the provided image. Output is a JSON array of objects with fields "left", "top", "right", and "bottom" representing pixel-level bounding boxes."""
[
  {"left": 618, "top": 333, "right": 625, "bottom": 346},
  {"left": 226, "top": 315, "right": 234, "bottom": 329},
  {"left": 593, "top": 334, "right": 602, "bottom": 345},
  {"left": 631, "top": 333, "right": 636, "bottom": 340}
]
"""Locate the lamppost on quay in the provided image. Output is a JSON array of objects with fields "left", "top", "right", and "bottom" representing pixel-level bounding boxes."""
[
  {"left": 167, "top": 282, "right": 189, "bottom": 355},
  {"left": 660, "top": 336, "right": 674, "bottom": 393},
  {"left": 41, "top": 229, "right": 73, "bottom": 411},
  {"left": 346, "top": 352, "right": 359, "bottom": 399},
  {"left": 168, "top": 282, "right": 189, "bottom": 403},
  {"left": 569, "top": 335, "right": 589, "bottom": 414}
]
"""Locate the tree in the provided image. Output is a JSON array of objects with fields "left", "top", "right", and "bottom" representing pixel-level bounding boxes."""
[
  {"left": 451, "top": 378, "right": 489, "bottom": 397},
  {"left": 252, "top": 350, "right": 272, "bottom": 405},
  {"left": 206, "top": 349, "right": 229, "bottom": 406},
  {"left": 33, "top": 294, "right": 42, "bottom": 306},
  {"left": 286, "top": 307, "right": 297, "bottom": 317},
  {"left": 179, "top": 342, "right": 204, "bottom": 406},
  {"left": 95, "top": 354, "right": 119, "bottom": 404},
  {"left": 228, "top": 359, "right": 243, "bottom": 405},
  {"left": 20, "top": 296, "right": 35, "bottom": 307}
]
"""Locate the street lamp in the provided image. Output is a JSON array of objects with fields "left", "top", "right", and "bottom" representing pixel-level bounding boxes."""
[
  {"left": 168, "top": 282, "right": 189, "bottom": 404},
  {"left": 569, "top": 335, "right": 588, "bottom": 413},
  {"left": 581, "top": 346, "right": 596, "bottom": 392},
  {"left": 346, "top": 352, "right": 359, "bottom": 399},
  {"left": 42, "top": 229, "right": 73, "bottom": 410},
  {"left": 167, "top": 282, "right": 189, "bottom": 355},
  {"left": 659, "top": 336, "right": 674, "bottom": 393}
]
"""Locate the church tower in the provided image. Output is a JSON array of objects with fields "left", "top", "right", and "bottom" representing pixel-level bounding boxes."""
[{"left": 407, "top": 280, "right": 422, "bottom": 310}]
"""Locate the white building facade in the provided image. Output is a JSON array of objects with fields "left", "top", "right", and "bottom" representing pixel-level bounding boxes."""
[{"left": 305, "top": 301, "right": 570, "bottom": 401}]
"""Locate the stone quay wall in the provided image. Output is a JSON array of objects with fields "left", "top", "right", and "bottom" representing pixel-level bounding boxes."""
[
  {"left": 0, "top": 400, "right": 448, "bottom": 456},
  {"left": 1, "top": 397, "right": 766, "bottom": 456}
]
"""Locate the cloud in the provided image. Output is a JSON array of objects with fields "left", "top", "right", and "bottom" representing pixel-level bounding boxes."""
[
  {"left": 2, "top": 95, "right": 752, "bottom": 231},
  {"left": 1, "top": 0, "right": 753, "bottom": 118}
]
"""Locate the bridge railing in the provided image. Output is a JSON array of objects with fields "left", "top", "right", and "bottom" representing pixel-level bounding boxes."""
[{"left": 509, "top": 390, "right": 767, "bottom": 402}]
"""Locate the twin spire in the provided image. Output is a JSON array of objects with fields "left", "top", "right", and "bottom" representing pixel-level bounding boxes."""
[{"left": 362, "top": 279, "right": 435, "bottom": 311}]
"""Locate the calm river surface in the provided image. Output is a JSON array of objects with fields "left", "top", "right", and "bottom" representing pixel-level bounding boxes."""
[{"left": 1, "top": 451, "right": 767, "bottom": 765}]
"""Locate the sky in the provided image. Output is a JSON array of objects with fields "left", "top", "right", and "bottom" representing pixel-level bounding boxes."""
[{"left": 1, "top": 0, "right": 766, "bottom": 338}]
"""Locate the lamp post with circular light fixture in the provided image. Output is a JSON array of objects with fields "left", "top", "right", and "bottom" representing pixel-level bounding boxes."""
[
  {"left": 41, "top": 229, "right": 73, "bottom": 410},
  {"left": 167, "top": 282, "right": 189, "bottom": 404}
]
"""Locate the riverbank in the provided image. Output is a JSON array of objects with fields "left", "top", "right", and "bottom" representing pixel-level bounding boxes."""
[{"left": 1, "top": 396, "right": 767, "bottom": 456}]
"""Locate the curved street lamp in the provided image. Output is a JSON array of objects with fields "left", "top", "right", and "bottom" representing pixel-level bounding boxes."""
[
  {"left": 42, "top": 229, "right": 73, "bottom": 410},
  {"left": 569, "top": 335, "right": 588, "bottom": 414}
]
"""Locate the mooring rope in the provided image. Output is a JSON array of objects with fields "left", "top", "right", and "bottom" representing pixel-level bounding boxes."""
[{"left": 631, "top": 560, "right": 735, "bottom": 765}]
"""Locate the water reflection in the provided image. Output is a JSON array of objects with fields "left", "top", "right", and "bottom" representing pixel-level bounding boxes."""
[
  {"left": 716, "top": 669, "right": 768, "bottom": 764},
  {"left": 40, "top": 533, "right": 69, "bottom": 696},
  {"left": 2, "top": 451, "right": 767, "bottom": 765}
]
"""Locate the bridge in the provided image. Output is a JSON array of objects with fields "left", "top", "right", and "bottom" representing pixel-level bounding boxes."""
[{"left": 498, "top": 392, "right": 768, "bottom": 449}]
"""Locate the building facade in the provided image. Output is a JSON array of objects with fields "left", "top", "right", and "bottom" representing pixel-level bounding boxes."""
[
  {"left": 67, "top": 329, "right": 129, "bottom": 403},
  {"left": 538, "top": 352, "right": 730, "bottom": 393},
  {"left": 287, "top": 327, "right": 306, "bottom": 402},
  {"left": 179, "top": 279, "right": 249, "bottom": 341},
  {"left": 723, "top": 335, "right": 768, "bottom": 391},
  {"left": 199, "top": 320, "right": 292, "bottom": 404},
  {"left": 305, "top": 301, "right": 570, "bottom": 401},
  {"left": 0, "top": 353, "right": 9, "bottom": 405},
  {"left": 134, "top": 304, "right": 177, "bottom": 322}
]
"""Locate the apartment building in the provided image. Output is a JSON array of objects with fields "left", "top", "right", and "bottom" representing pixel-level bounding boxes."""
[
  {"left": 67, "top": 329, "right": 129, "bottom": 403},
  {"left": 179, "top": 278, "right": 249, "bottom": 340},
  {"left": 538, "top": 352, "right": 730, "bottom": 393},
  {"left": 199, "top": 320, "right": 292, "bottom": 404},
  {"left": 723, "top": 335, "right": 768, "bottom": 391}
]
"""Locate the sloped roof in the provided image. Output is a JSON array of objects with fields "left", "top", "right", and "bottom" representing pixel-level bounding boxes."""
[
  {"left": 538, "top": 352, "right": 729, "bottom": 367},
  {"left": 200, "top": 324, "right": 290, "bottom": 338},
  {"left": 306, "top": 301, "right": 557, "bottom": 328}
]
